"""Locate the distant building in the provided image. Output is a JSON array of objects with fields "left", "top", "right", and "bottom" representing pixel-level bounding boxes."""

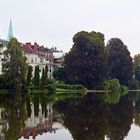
[
  {"left": 22, "top": 42, "right": 54, "bottom": 78},
  {"left": 0, "top": 20, "right": 64, "bottom": 77},
  {"left": 52, "top": 47, "right": 64, "bottom": 68}
]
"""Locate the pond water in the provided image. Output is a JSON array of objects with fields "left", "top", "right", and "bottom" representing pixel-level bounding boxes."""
[{"left": 0, "top": 92, "right": 140, "bottom": 140}]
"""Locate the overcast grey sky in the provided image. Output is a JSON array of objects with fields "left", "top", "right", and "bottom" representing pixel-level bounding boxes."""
[{"left": 0, "top": 0, "right": 140, "bottom": 56}]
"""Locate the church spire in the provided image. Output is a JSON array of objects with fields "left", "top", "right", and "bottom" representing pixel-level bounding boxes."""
[{"left": 7, "top": 19, "right": 13, "bottom": 41}]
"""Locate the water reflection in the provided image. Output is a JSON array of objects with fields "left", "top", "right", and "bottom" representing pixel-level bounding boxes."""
[
  {"left": 0, "top": 93, "right": 63, "bottom": 140},
  {"left": 107, "top": 96, "right": 134, "bottom": 140},
  {"left": 55, "top": 94, "right": 109, "bottom": 140},
  {"left": 134, "top": 93, "right": 140, "bottom": 127},
  {"left": 0, "top": 92, "right": 140, "bottom": 140},
  {"left": 55, "top": 94, "right": 134, "bottom": 140},
  {"left": 0, "top": 96, "right": 27, "bottom": 140}
]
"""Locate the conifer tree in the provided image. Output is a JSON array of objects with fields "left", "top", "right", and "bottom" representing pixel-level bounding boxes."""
[
  {"left": 26, "top": 66, "right": 33, "bottom": 86},
  {"left": 44, "top": 65, "right": 48, "bottom": 85},
  {"left": 33, "top": 65, "right": 40, "bottom": 89},
  {"left": 40, "top": 68, "right": 45, "bottom": 89}
]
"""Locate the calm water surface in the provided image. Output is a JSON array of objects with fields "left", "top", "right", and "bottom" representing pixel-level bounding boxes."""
[{"left": 0, "top": 92, "right": 140, "bottom": 140}]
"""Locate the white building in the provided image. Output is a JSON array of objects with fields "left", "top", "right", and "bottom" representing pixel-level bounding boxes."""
[
  {"left": 0, "top": 40, "right": 55, "bottom": 79},
  {"left": 52, "top": 48, "right": 64, "bottom": 67},
  {"left": 22, "top": 42, "right": 54, "bottom": 78}
]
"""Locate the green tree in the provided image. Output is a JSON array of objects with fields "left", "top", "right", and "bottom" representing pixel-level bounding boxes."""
[
  {"left": 40, "top": 68, "right": 45, "bottom": 89},
  {"left": 26, "top": 65, "right": 33, "bottom": 86},
  {"left": 33, "top": 65, "right": 40, "bottom": 89},
  {"left": 64, "top": 31, "right": 107, "bottom": 89},
  {"left": 44, "top": 65, "right": 48, "bottom": 84},
  {"left": 134, "top": 54, "right": 140, "bottom": 81},
  {"left": 104, "top": 79, "right": 121, "bottom": 104},
  {"left": 107, "top": 38, "right": 133, "bottom": 86},
  {"left": 53, "top": 67, "right": 66, "bottom": 81},
  {"left": 2, "top": 38, "right": 27, "bottom": 90},
  {"left": 134, "top": 54, "right": 140, "bottom": 68},
  {"left": 135, "top": 66, "right": 140, "bottom": 81}
]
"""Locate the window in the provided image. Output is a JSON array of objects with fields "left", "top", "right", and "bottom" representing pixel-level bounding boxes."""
[
  {"left": 31, "top": 58, "right": 34, "bottom": 63},
  {"left": 35, "top": 58, "right": 37, "bottom": 63},
  {"left": 40, "top": 58, "right": 44, "bottom": 63}
]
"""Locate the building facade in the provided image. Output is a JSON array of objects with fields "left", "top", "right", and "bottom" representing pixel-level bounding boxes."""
[
  {"left": 0, "top": 39, "right": 64, "bottom": 78},
  {"left": 53, "top": 49, "right": 64, "bottom": 68},
  {"left": 22, "top": 42, "right": 54, "bottom": 78}
]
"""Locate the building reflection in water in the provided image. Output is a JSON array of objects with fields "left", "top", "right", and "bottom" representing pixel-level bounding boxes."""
[
  {"left": 1, "top": 92, "right": 140, "bottom": 140},
  {"left": 0, "top": 95, "right": 64, "bottom": 140},
  {"left": 21, "top": 103, "right": 63, "bottom": 139}
]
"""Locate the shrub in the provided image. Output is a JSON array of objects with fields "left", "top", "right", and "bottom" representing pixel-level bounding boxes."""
[
  {"left": 104, "top": 79, "right": 121, "bottom": 103},
  {"left": 120, "top": 85, "right": 128, "bottom": 96},
  {"left": 47, "top": 78, "right": 55, "bottom": 85},
  {"left": 45, "top": 84, "right": 56, "bottom": 94},
  {"left": 104, "top": 79, "right": 120, "bottom": 94}
]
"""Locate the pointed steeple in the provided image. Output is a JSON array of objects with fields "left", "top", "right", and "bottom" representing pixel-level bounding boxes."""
[{"left": 7, "top": 19, "right": 13, "bottom": 41}]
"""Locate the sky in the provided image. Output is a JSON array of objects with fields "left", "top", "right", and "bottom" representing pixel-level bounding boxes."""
[{"left": 0, "top": 0, "right": 140, "bottom": 56}]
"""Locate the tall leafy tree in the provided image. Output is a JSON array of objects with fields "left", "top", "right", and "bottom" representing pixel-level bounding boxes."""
[
  {"left": 107, "top": 38, "right": 133, "bottom": 86},
  {"left": 2, "top": 38, "right": 27, "bottom": 90},
  {"left": 64, "top": 31, "right": 107, "bottom": 89},
  {"left": 33, "top": 65, "right": 40, "bottom": 89}
]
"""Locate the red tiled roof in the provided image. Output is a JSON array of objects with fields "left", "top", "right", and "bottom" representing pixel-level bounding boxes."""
[
  {"left": 23, "top": 43, "right": 33, "bottom": 53},
  {"left": 23, "top": 42, "right": 53, "bottom": 54}
]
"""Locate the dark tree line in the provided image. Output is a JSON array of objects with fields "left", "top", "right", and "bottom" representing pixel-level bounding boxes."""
[
  {"left": 55, "top": 94, "right": 133, "bottom": 140},
  {"left": 61, "top": 31, "right": 133, "bottom": 89}
]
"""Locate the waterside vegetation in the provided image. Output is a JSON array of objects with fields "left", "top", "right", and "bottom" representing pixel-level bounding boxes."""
[{"left": 0, "top": 30, "right": 140, "bottom": 98}]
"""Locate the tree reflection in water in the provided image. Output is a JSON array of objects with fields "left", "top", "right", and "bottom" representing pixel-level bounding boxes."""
[
  {"left": 55, "top": 93, "right": 134, "bottom": 140},
  {"left": 134, "top": 93, "right": 140, "bottom": 127},
  {"left": 55, "top": 94, "right": 108, "bottom": 140},
  {"left": 0, "top": 95, "right": 27, "bottom": 140},
  {"left": 0, "top": 91, "right": 138, "bottom": 140},
  {"left": 107, "top": 96, "right": 134, "bottom": 140},
  {"left": 0, "top": 93, "right": 55, "bottom": 140}
]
